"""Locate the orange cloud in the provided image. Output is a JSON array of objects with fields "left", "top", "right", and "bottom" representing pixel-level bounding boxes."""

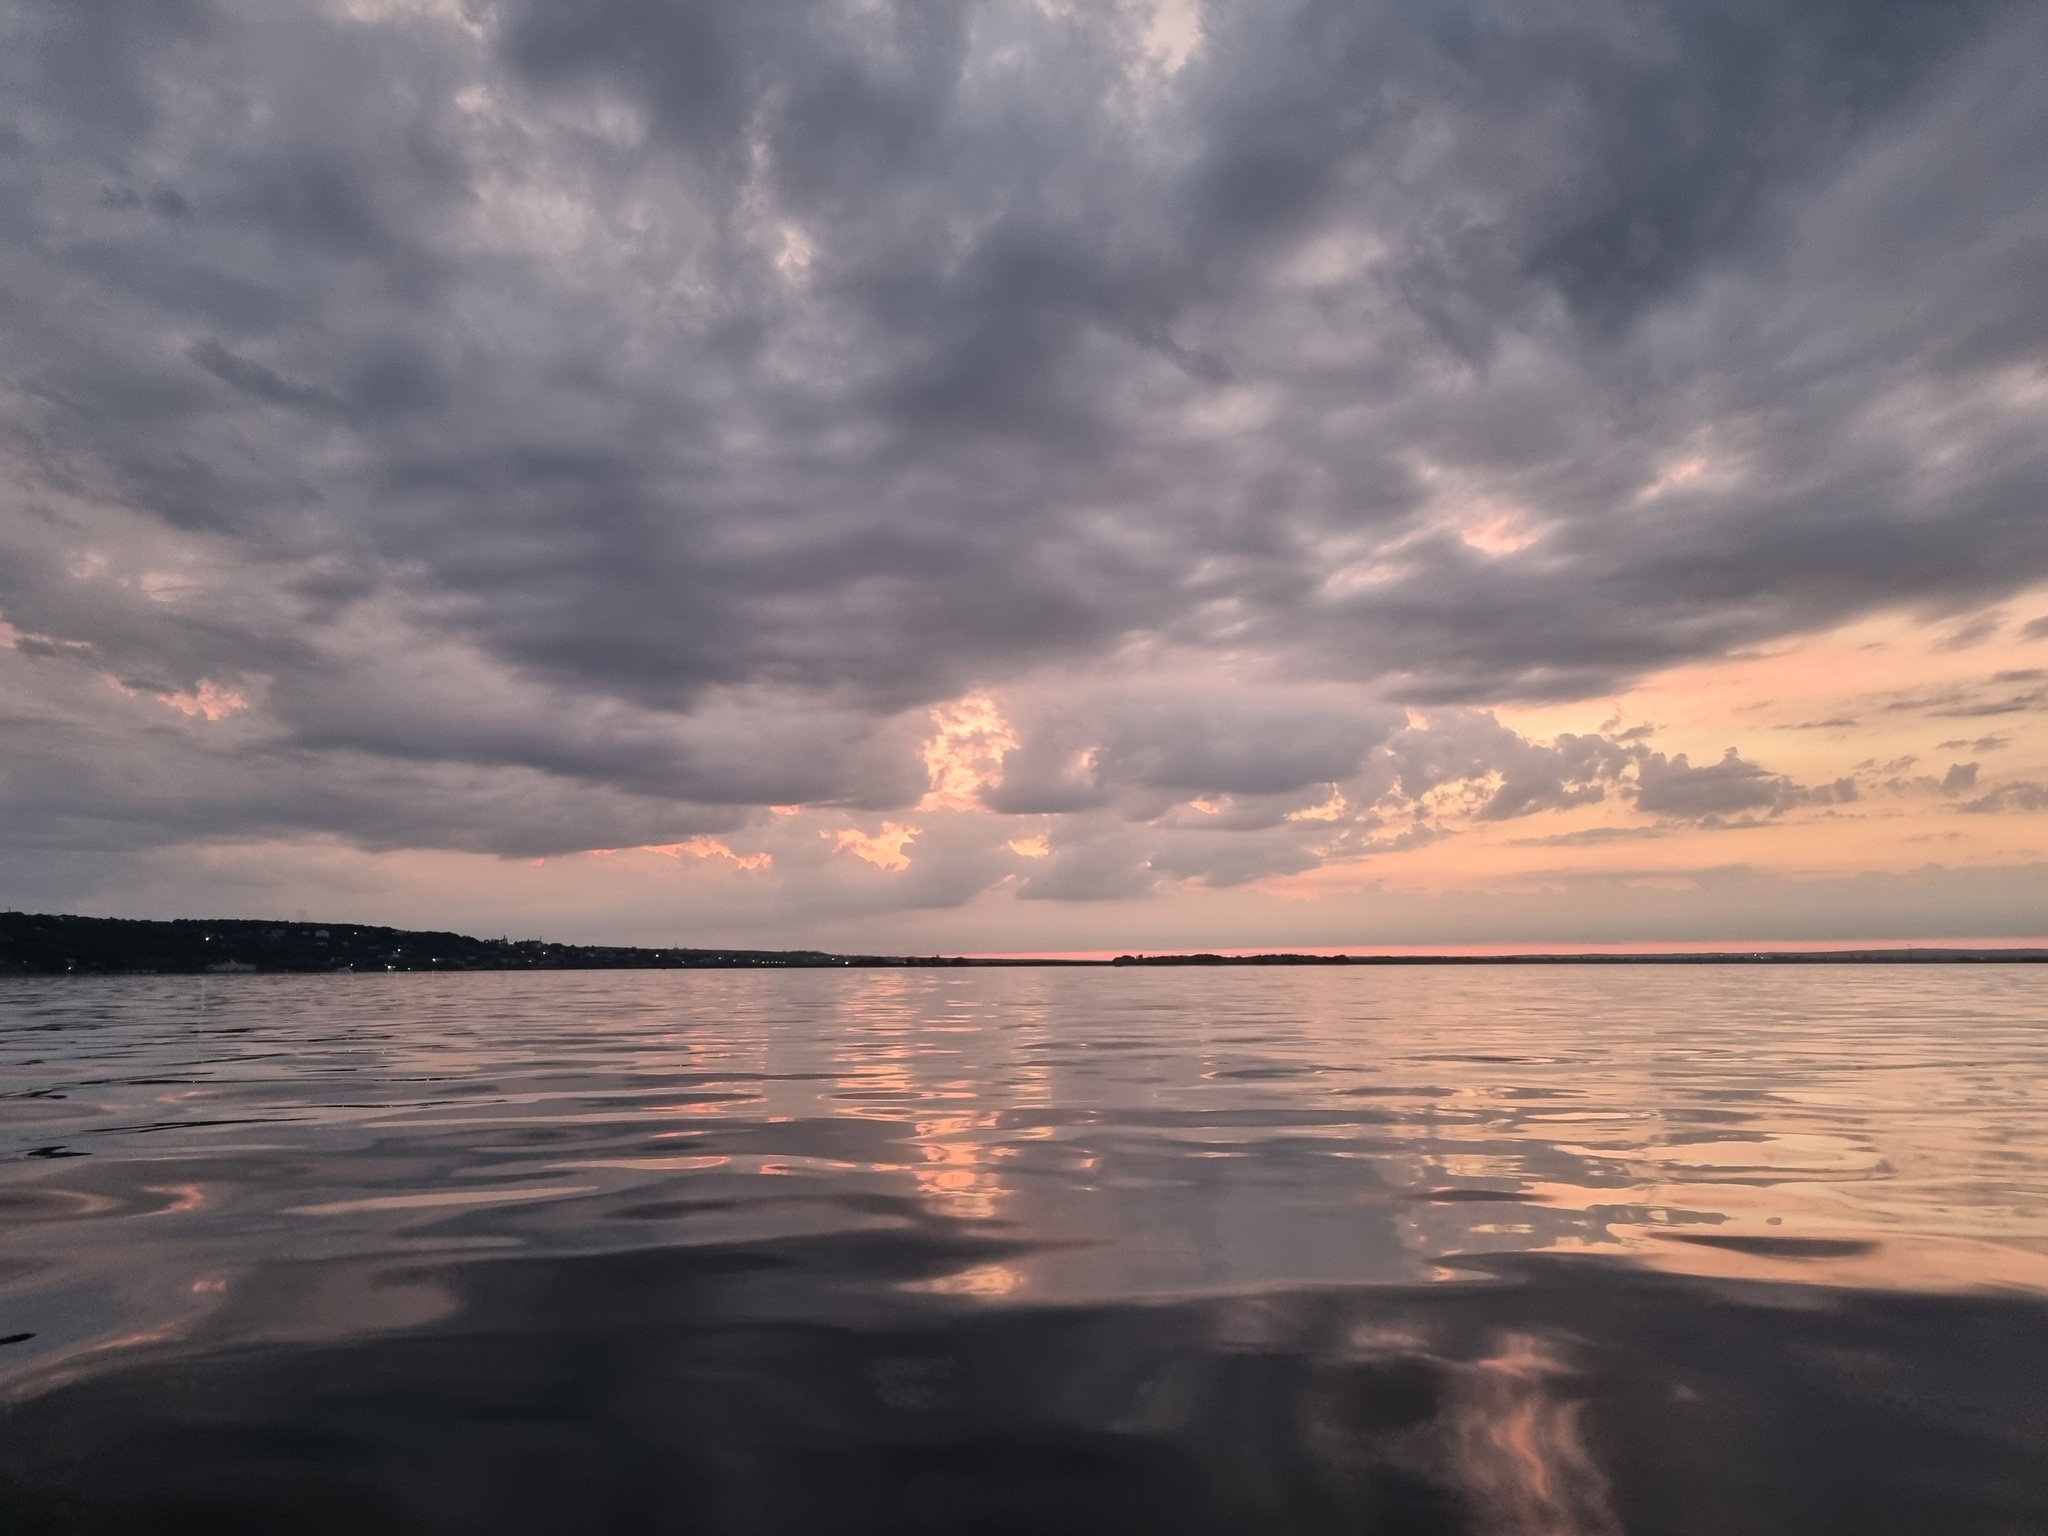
[
  {"left": 106, "top": 675, "right": 249, "bottom": 721},
  {"left": 616, "top": 837, "right": 772, "bottom": 871},
  {"left": 919, "top": 694, "right": 1019, "bottom": 810},
  {"left": 830, "top": 822, "right": 918, "bottom": 871}
]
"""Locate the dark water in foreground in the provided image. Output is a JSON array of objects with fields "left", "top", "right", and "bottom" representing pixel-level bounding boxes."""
[{"left": 2, "top": 967, "right": 2046, "bottom": 1534}]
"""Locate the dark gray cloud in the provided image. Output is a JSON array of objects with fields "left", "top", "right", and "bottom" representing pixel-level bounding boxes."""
[
  {"left": 1632, "top": 748, "right": 1846, "bottom": 820},
  {"left": 1381, "top": 715, "right": 1630, "bottom": 820},
  {"left": 1, "top": 0, "right": 2044, "bottom": 874},
  {"left": 1017, "top": 828, "right": 1163, "bottom": 903},
  {"left": 985, "top": 693, "right": 1402, "bottom": 814},
  {"left": 1961, "top": 782, "right": 2048, "bottom": 814},
  {"left": 1879, "top": 672, "right": 2048, "bottom": 720}
]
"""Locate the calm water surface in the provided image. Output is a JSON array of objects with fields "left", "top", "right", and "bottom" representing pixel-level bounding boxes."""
[{"left": 3, "top": 967, "right": 2046, "bottom": 1533}]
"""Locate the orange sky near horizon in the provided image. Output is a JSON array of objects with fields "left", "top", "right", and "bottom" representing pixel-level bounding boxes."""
[
  {"left": 1257, "top": 596, "right": 2048, "bottom": 903},
  {"left": 61, "top": 586, "right": 2046, "bottom": 955}
]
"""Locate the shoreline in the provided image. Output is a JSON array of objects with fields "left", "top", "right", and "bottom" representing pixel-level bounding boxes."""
[{"left": 4, "top": 913, "right": 2047, "bottom": 975}]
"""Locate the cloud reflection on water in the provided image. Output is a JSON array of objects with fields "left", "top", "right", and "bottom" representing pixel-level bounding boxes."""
[{"left": 2, "top": 964, "right": 2047, "bottom": 1392}]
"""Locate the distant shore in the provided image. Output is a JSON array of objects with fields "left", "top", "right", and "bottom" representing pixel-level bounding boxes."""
[{"left": 3, "top": 911, "right": 2045, "bottom": 975}]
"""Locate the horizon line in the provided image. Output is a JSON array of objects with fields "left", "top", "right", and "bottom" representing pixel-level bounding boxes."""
[{"left": 960, "top": 937, "right": 2048, "bottom": 962}]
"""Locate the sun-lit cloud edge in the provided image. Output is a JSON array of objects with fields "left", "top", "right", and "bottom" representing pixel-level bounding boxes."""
[{"left": 14, "top": 587, "right": 2044, "bottom": 952}]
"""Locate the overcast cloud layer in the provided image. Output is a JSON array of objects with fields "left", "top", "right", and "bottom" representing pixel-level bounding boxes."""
[{"left": 3, "top": 0, "right": 2046, "bottom": 941}]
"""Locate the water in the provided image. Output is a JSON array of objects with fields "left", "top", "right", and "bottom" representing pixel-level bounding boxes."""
[{"left": 3, "top": 967, "right": 2046, "bottom": 1532}]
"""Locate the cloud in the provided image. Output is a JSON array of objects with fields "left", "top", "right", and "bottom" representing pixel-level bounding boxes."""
[
  {"left": 1508, "top": 825, "right": 1673, "bottom": 849},
  {"left": 1960, "top": 782, "right": 2048, "bottom": 814},
  {"left": 1633, "top": 749, "right": 1802, "bottom": 819},
  {"left": 1877, "top": 670, "right": 2048, "bottom": 720},
  {"left": 830, "top": 822, "right": 917, "bottom": 873},
  {"left": 0, "top": 0, "right": 2044, "bottom": 930},
  {"left": 986, "top": 692, "right": 1402, "bottom": 814},
  {"left": 1383, "top": 715, "right": 1631, "bottom": 820},
  {"left": 1142, "top": 828, "right": 1325, "bottom": 889},
  {"left": 1017, "top": 829, "right": 1161, "bottom": 903}
]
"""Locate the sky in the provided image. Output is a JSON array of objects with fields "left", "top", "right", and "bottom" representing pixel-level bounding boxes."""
[{"left": 2, "top": 0, "right": 2047, "bottom": 953}]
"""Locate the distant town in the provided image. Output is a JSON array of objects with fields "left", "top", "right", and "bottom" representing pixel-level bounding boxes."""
[{"left": 2, "top": 911, "right": 2045, "bottom": 975}]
